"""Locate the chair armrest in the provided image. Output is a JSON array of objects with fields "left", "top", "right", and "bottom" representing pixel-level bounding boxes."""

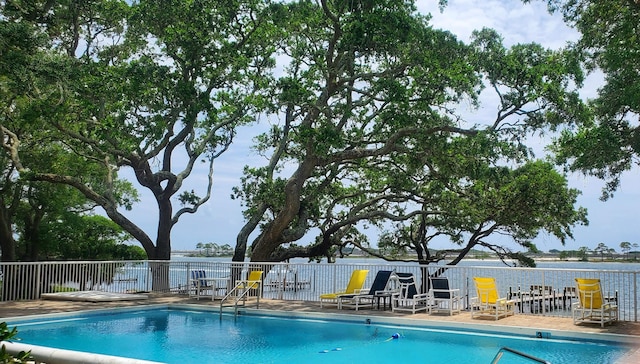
[
  {"left": 431, "top": 288, "right": 460, "bottom": 296},
  {"left": 189, "top": 278, "right": 210, "bottom": 287},
  {"left": 431, "top": 288, "right": 459, "bottom": 293},
  {"left": 237, "top": 279, "right": 261, "bottom": 289},
  {"left": 496, "top": 298, "right": 516, "bottom": 305},
  {"left": 374, "top": 289, "right": 394, "bottom": 296}
]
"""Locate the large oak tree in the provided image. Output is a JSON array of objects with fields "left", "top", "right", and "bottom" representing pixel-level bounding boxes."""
[
  {"left": 1, "top": 1, "right": 277, "bottom": 289},
  {"left": 234, "top": 1, "right": 589, "bottom": 264}
]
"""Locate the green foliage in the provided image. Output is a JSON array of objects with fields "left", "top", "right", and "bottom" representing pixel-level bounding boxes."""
[
  {"left": 537, "top": 0, "right": 640, "bottom": 198},
  {"left": 37, "top": 214, "right": 138, "bottom": 260},
  {"left": 526, "top": 243, "right": 541, "bottom": 254},
  {"left": 2, "top": 0, "right": 593, "bottom": 268},
  {"left": 51, "top": 285, "right": 78, "bottom": 292},
  {"left": 1, "top": 0, "right": 278, "bottom": 269},
  {"left": 0, "top": 322, "right": 32, "bottom": 363},
  {"left": 234, "top": 0, "right": 588, "bottom": 265}
]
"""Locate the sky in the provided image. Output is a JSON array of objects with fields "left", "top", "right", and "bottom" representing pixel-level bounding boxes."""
[{"left": 121, "top": 0, "right": 640, "bottom": 254}]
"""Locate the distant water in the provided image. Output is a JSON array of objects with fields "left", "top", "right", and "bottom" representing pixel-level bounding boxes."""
[{"left": 171, "top": 254, "right": 640, "bottom": 271}]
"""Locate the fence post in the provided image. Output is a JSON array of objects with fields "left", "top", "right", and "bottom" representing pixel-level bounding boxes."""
[
  {"left": 145, "top": 261, "right": 151, "bottom": 292},
  {"left": 540, "top": 270, "right": 545, "bottom": 315},
  {"left": 186, "top": 262, "right": 192, "bottom": 294},
  {"left": 35, "top": 263, "right": 42, "bottom": 299},
  {"left": 635, "top": 272, "right": 638, "bottom": 322}
]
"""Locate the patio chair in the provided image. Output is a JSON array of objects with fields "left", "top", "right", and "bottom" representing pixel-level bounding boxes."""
[
  {"left": 429, "top": 276, "right": 462, "bottom": 315},
  {"left": 338, "top": 270, "right": 395, "bottom": 311},
  {"left": 573, "top": 278, "right": 618, "bottom": 327},
  {"left": 189, "top": 270, "right": 215, "bottom": 299},
  {"left": 471, "top": 277, "right": 516, "bottom": 320},
  {"left": 320, "top": 269, "right": 369, "bottom": 308},
  {"left": 238, "top": 270, "right": 263, "bottom": 292},
  {"left": 391, "top": 273, "right": 432, "bottom": 314}
]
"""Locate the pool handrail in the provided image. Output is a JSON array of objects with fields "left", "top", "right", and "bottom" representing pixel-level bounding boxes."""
[
  {"left": 491, "top": 346, "right": 551, "bottom": 364},
  {"left": 219, "top": 271, "right": 263, "bottom": 316}
]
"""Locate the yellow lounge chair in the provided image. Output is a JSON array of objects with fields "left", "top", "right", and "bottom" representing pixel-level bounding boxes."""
[
  {"left": 471, "top": 277, "right": 515, "bottom": 320},
  {"left": 242, "top": 270, "right": 263, "bottom": 290},
  {"left": 232, "top": 270, "right": 263, "bottom": 300},
  {"left": 320, "top": 269, "right": 369, "bottom": 307},
  {"left": 338, "top": 270, "right": 395, "bottom": 311},
  {"left": 573, "top": 278, "right": 618, "bottom": 327}
]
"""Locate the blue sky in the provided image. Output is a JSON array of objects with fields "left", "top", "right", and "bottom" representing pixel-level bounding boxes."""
[{"left": 123, "top": 0, "right": 639, "bottom": 253}]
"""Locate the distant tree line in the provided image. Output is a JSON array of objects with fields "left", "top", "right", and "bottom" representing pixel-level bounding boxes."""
[
  {"left": 552, "top": 241, "right": 639, "bottom": 261},
  {"left": 192, "top": 242, "right": 234, "bottom": 257}
]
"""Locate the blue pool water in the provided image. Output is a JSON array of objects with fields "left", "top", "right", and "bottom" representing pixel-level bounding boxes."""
[{"left": 9, "top": 308, "right": 629, "bottom": 364}]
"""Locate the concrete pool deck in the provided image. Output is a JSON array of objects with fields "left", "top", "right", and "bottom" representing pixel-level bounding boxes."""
[{"left": 1, "top": 293, "right": 639, "bottom": 363}]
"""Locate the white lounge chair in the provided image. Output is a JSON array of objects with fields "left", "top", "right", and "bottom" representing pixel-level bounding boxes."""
[
  {"left": 573, "top": 278, "right": 618, "bottom": 327},
  {"left": 429, "top": 276, "right": 462, "bottom": 315},
  {"left": 391, "top": 273, "right": 432, "bottom": 314}
]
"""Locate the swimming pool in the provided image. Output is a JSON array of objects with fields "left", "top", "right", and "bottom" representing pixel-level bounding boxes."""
[{"left": 6, "top": 306, "right": 631, "bottom": 364}]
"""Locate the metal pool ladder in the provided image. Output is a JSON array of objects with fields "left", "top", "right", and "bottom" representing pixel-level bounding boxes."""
[
  {"left": 491, "top": 347, "right": 551, "bottom": 364},
  {"left": 219, "top": 281, "right": 261, "bottom": 317}
]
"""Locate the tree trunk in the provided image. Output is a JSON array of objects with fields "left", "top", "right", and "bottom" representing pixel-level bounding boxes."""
[
  {"left": 233, "top": 209, "right": 265, "bottom": 262},
  {"left": 250, "top": 158, "right": 317, "bottom": 262},
  {"left": 0, "top": 207, "right": 16, "bottom": 262},
  {"left": 22, "top": 209, "right": 44, "bottom": 261},
  {"left": 145, "top": 197, "right": 173, "bottom": 291}
]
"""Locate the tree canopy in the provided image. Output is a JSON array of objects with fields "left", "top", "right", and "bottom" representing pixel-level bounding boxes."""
[
  {"left": 1, "top": 0, "right": 277, "bottom": 272},
  {"left": 535, "top": 0, "right": 640, "bottom": 198},
  {"left": 233, "top": 1, "right": 589, "bottom": 265},
  {"left": 2, "top": 0, "right": 596, "bottom": 268}
]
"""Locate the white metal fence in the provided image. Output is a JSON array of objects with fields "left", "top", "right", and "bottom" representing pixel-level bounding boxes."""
[{"left": 1, "top": 260, "right": 637, "bottom": 321}]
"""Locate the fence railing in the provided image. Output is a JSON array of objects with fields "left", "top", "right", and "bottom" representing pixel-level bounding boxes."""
[{"left": 1, "top": 260, "right": 637, "bottom": 321}]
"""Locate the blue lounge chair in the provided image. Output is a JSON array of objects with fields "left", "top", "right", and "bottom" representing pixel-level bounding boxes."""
[{"left": 338, "top": 270, "right": 395, "bottom": 311}]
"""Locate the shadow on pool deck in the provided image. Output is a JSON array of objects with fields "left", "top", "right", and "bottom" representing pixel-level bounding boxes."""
[{"left": 1, "top": 293, "right": 639, "bottom": 363}]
